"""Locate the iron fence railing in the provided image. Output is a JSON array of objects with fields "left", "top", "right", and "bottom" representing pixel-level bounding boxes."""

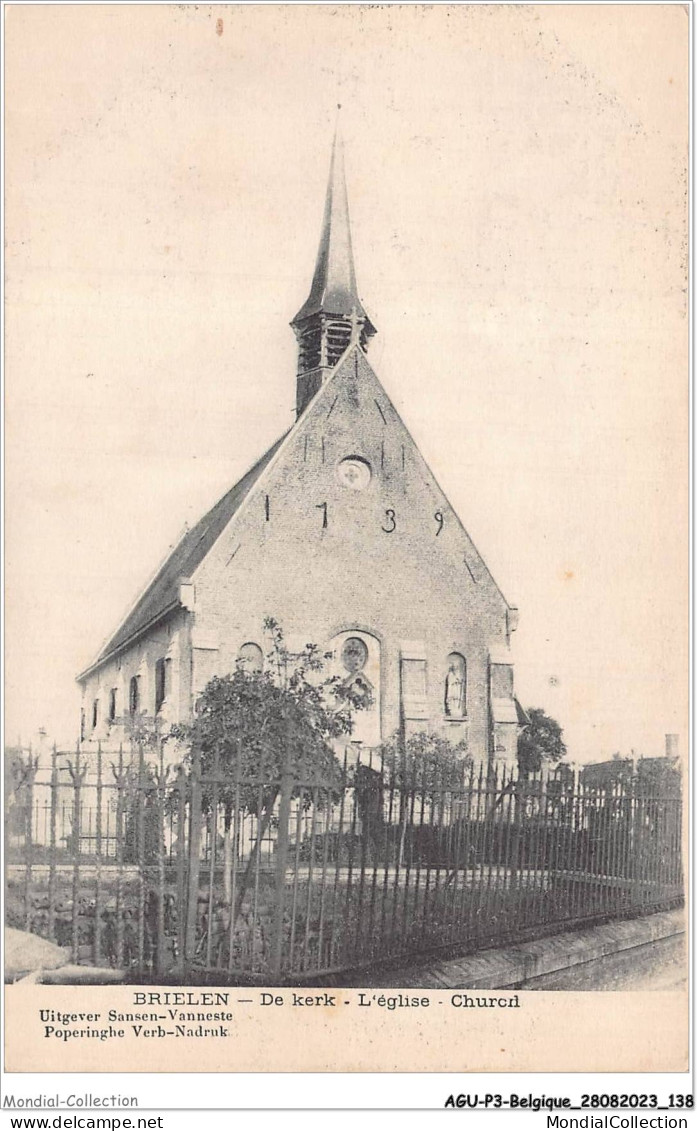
[{"left": 5, "top": 743, "right": 684, "bottom": 983}]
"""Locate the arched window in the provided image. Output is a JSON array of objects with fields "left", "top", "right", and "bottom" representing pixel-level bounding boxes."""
[
  {"left": 80, "top": 709, "right": 86, "bottom": 742},
  {"left": 340, "top": 635, "right": 374, "bottom": 699},
  {"left": 444, "top": 653, "right": 466, "bottom": 718},
  {"left": 129, "top": 675, "right": 140, "bottom": 716},
  {"left": 108, "top": 688, "right": 118, "bottom": 723},
  {"left": 333, "top": 630, "right": 381, "bottom": 745},
  {"left": 237, "top": 642, "right": 263, "bottom": 675},
  {"left": 92, "top": 699, "right": 99, "bottom": 730}
]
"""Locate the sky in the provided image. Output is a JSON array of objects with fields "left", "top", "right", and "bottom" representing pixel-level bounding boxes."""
[{"left": 5, "top": 4, "right": 688, "bottom": 762}]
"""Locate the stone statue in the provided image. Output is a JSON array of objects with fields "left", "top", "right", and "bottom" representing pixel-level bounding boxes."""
[{"left": 444, "top": 657, "right": 465, "bottom": 717}]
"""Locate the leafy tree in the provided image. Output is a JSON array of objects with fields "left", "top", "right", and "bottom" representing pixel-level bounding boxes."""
[
  {"left": 369, "top": 731, "right": 471, "bottom": 865},
  {"left": 376, "top": 730, "right": 471, "bottom": 790},
  {"left": 122, "top": 762, "right": 167, "bottom": 865},
  {"left": 171, "top": 617, "right": 372, "bottom": 915},
  {"left": 4, "top": 746, "right": 34, "bottom": 843},
  {"left": 105, "top": 715, "right": 173, "bottom": 866},
  {"left": 516, "top": 707, "right": 567, "bottom": 778}
]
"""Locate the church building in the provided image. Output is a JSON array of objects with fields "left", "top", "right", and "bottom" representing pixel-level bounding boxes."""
[{"left": 77, "top": 126, "right": 523, "bottom": 769}]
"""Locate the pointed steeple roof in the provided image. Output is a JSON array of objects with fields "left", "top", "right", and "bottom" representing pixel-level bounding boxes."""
[{"left": 292, "top": 117, "right": 375, "bottom": 333}]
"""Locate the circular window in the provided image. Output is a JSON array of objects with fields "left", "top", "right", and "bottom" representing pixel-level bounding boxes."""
[
  {"left": 341, "top": 636, "right": 368, "bottom": 674},
  {"left": 337, "top": 456, "right": 372, "bottom": 491}
]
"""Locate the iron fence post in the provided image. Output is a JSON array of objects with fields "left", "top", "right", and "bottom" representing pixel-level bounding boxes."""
[
  {"left": 184, "top": 745, "right": 203, "bottom": 965},
  {"left": 154, "top": 762, "right": 168, "bottom": 975},
  {"left": 94, "top": 743, "right": 103, "bottom": 965},
  {"left": 271, "top": 719, "right": 294, "bottom": 979},
  {"left": 67, "top": 744, "right": 87, "bottom": 963},
  {"left": 174, "top": 764, "right": 187, "bottom": 971},
  {"left": 47, "top": 745, "right": 58, "bottom": 941},
  {"left": 22, "top": 749, "right": 38, "bottom": 933}
]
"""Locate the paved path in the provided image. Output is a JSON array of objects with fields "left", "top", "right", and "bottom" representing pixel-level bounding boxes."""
[
  {"left": 333, "top": 909, "right": 686, "bottom": 990},
  {"left": 519, "top": 931, "right": 686, "bottom": 990}
]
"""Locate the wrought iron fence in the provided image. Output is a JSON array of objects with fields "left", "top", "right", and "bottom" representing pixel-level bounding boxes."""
[{"left": 4, "top": 743, "right": 684, "bottom": 983}]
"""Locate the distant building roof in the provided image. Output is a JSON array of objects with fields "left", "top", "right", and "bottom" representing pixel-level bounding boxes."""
[
  {"left": 80, "top": 432, "right": 288, "bottom": 676},
  {"left": 581, "top": 759, "right": 634, "bottom": 786},
  {"left": 581, "top": 755, "right": 681, "bottom": 789}
]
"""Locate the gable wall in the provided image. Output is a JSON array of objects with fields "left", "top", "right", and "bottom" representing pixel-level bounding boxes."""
[{"left": 188, "top": 351, "right": 516, "bottom": 765}]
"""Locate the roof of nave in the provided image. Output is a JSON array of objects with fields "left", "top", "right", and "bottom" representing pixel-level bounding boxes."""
[{"left": 81, "top": 432, "right": 288, "bottom": 676}]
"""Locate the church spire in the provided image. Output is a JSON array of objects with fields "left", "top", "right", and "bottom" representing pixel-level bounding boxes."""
[{"left": 292, "top": 114, "right": 376, "bottom": 417}]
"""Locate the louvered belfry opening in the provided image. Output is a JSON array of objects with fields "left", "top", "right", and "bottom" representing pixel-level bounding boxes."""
[
  {"left": 296, "top": 316, "right": 324, "bottom": 372},
  {"left": 294, "top": 312, "right": 375, "bottom": 416},
  {"left": 295, "top": 313, "right": 374, "bottom": 373},
  {"left": 324, "top": 316, "right": 353, "bottom": 367}
]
